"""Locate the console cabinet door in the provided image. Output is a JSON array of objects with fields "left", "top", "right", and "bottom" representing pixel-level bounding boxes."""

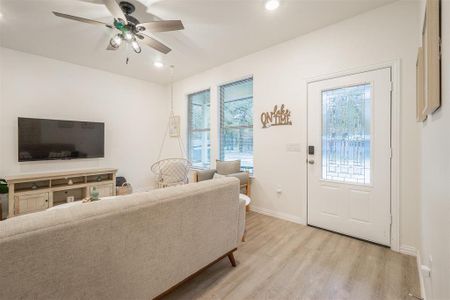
[
  {"left": 15, "top": 193, "right": 49, "bottom": 215},
  {"left": 90, "top": 184, "right": 114, "bottom": 198}
]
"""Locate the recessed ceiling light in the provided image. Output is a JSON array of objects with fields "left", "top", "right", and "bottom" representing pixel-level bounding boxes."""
[
  {"left": 154, "top": 61, "right": 164, "bottom": 68},
  {"left": 265, "top": 0, "right": 280, "bottom": 11}
]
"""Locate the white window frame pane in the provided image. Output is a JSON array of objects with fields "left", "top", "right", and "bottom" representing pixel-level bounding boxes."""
[{"left": 321, "top": 83, "right": 372, "bottom": 185}]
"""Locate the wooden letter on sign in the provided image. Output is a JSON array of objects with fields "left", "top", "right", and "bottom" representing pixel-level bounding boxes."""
[{"left": 260, "top": 104, "right": 293, "bottom": 128}]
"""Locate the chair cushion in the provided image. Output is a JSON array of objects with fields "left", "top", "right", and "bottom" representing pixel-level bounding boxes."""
[
  {"left": 226, "top": 172, "right": 249, "bottom": 185},
  {"left": 216, "top": 160, "right": 241, "bottom": 175},
  {"left": 195, "top": 169, "right": 217, "bottom": 182}
]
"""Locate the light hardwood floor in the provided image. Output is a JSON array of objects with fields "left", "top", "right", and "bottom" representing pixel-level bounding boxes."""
[{"left": 163, "top": 212, "right": 420, "bottom": 300}]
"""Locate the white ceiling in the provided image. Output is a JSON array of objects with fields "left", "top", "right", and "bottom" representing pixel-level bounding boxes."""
[{"left": 0, "top": 0, "right": 396, "bottom": 84}]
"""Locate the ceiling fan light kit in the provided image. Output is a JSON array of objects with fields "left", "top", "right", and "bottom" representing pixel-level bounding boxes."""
[
  {"left": 52, "top": 0, "right": 184, "bottom": 59},
  {"left": 131, "top": 40, "right": 141, "bottom": 54},
  {"left": 265, "top": 0, "right": 280, "bottom": 11},
  {"left": 110, "top": 34, "right": 122, "bottom": 49},
  {"left": 154, "top": 61, "right": 164, "bottom": 68}
]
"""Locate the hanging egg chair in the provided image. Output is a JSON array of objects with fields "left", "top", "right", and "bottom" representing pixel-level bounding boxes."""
[
  {"left": 151, "top": 66, "right": 192, "bottom": 188},
  {"left": 151, "top": 158, "right": 191, "bottom": 188}
]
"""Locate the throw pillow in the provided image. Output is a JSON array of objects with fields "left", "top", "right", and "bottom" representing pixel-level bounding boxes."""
[
  {"left": 213, "top": 173, "right": 226, "bottom": 180},
  {"left": 216, "top": 160, "right": 241, "bottom": 175}
]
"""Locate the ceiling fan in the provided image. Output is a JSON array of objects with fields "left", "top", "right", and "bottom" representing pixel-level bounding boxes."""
[{"left": 53, "top": 0, "right": 184, "bottom": 55}]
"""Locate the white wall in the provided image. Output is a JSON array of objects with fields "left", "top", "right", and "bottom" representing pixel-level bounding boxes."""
[
  {"left": 171, "top": 1, "right": 421, "bottom": 250},
  {"left": 418, "top": 0, "right": 450, "bottom": 299},
  {"left": 0, "top": 47, "right": 169, "bottom": 189}
]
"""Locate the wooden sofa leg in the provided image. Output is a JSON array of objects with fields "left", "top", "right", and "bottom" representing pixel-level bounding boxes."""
[{"left": 227, "top": 252, "right": 237, "bottom": 267}]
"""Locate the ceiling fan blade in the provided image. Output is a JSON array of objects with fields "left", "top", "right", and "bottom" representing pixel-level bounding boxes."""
[
  {"left": 102, "top": 0, "right": 127, "bottom": 24},
  {"left": 139, "top": 34, "right": 171, "bottom": 54},
  {"left": 53, "top": 11, "right": 112, "bottom": 28},
  {"left": 137, "top": 20, "right": 184, "bottom": 33}
]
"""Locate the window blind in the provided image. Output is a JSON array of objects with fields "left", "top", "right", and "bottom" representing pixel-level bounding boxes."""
[
  {"left": 219, "top": 77, "right": 254, "bottom": 174},
  {"left": 187, "top": 89, "right": 211, "bottom": 169}
]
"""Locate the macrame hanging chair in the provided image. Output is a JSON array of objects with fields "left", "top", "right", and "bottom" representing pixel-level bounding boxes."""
[{"left": 151, "top": 66, "right": 192, "bottom": 188}]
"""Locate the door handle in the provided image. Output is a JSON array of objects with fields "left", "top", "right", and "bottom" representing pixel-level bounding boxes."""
[{"left": 307, "top": 159, "right": 315, "bottom": 165}]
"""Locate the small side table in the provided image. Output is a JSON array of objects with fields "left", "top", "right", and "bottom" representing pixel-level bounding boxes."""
[
  {"left": 239, "top": 193, "right": 251, "bottom": 212},
  {"left": 239, "top": 194, "right": 251, "bottom": 242}
]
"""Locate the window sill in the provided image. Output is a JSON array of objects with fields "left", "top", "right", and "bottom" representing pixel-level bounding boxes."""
[{"left": 191, "top": 167, "right": 212, "bottom": 171}]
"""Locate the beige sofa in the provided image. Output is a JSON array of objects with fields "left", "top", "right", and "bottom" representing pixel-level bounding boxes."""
[{"left": 0, "top": 177, "right": 245, "bottom": 300}]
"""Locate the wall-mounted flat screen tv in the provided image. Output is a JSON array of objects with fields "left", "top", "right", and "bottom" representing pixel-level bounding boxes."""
[{"left": 18, "top": 117, "right": 105, "bottom": 162}]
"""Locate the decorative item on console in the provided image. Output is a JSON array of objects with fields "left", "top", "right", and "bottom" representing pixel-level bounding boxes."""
[
  {"left": 116, "top": 176, "right": 132, "bottom": 195},
  {"left": 90, "top": 187, "right": 100, "bottom": 201}
]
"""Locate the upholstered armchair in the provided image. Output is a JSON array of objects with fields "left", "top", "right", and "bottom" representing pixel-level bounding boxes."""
[{"left": 193, "top": 160, "right": 251, "bottom": 196}]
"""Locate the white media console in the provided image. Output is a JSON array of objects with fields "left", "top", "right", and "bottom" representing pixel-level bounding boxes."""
[{"left": 6, "top": 168, "right": 117, "bottom": 218}]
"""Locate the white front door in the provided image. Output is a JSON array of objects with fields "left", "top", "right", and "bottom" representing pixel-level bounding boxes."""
[{"left": 307, "top": 68, "right": 391, "bottom": 246}]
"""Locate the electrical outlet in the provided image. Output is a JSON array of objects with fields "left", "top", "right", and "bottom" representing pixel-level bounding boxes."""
[
  {"left": 428, "top": 255, "right": 433, "bottom": 277},
  {"left": 276, "top": 185, "right": 282, "bottom": 193},
  {"left": 421, "top": 265, "right": 431, "bottom": 277}
]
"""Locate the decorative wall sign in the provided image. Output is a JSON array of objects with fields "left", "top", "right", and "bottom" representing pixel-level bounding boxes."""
[
  {"left": 260, "top": 104, "right": 293, "bottom": 128},
  {"left": 169, "top": 115, "right": 181, "bottom": 137},
  {"left": 416, "top": 47, "right": 427, "bottom": 122},
  {"left": 422, "top": 0, "right": 441, "bottom": 115}
]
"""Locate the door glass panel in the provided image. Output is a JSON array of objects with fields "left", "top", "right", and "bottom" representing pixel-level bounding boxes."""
[{"left": 322, "top": 84, "right": 371, "bottom": 184}]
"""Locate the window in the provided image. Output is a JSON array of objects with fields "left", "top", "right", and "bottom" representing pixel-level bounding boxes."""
[
  {"left": 188, "top": 89, "right": 211, "bottom": 169},
  {"left": 322, "top": 84, "right": 371, "bottom": 184},
  {"left": 219, "top": 78, "right": 254, "bottom": 174}
]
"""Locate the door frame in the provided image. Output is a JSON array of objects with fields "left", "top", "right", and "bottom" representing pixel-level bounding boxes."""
[{"left": 305, "top": 60, "right": 400, "bottom": 252}]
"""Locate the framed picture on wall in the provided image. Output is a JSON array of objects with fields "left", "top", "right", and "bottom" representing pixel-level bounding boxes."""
[
  {"left": 169, "top": 115, "right": 180, "bottom": 137},
  {"left": 416, "top": 47, "right": 427, "bottom": 122},
  {"left": 422, "top": 0, "right": 441, "bottom": 115}
]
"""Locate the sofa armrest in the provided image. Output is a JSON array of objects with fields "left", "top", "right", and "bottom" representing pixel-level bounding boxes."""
[{"left": 194, "top": 169, "right": 217, "bottom": 182}]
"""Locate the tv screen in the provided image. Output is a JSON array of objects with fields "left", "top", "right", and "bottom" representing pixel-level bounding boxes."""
[{"left": 18, "top": 117, "right": 105, "bottom": 162}]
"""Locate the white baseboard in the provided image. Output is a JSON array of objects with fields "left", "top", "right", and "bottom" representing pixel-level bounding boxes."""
[
  {"left": 416, "top": 250, "right": 426, "bottom": 300},
  {"left": 250, "top": 206, "right": 306, "bottom": 225},
  {"left": 399, "top": 244, "right": 417, "bottom": 256}
]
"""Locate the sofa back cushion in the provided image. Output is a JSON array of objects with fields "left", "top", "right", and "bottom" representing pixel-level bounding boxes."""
[{"left": 0, "top": 178, "right": 240, "bottom": 299}]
